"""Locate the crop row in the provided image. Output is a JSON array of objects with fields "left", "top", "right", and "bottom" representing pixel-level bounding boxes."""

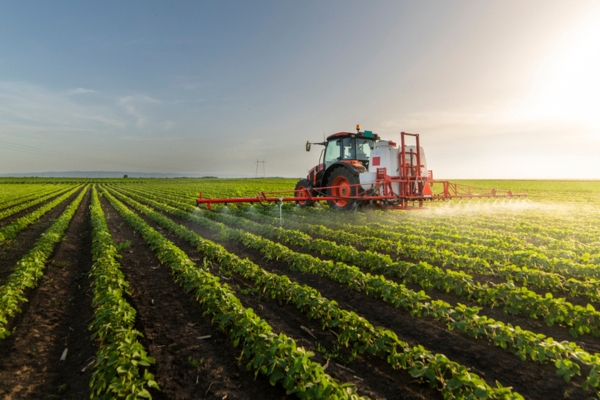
[
  {"left": 227, "top": 204, "right": 600, "bottom": 339},
  {"left": 88, "top": 187, "right": 159, "bottom": 398},
  {"left": 114, "top": 184, "right": 600, "bottom": 268},
  {"left": 100, "top": 188, "right": 362, "bottom": 399},
  {"left": 113, "top": 186, "right": 600, "bottom": 391},
  {"left": 266, "top": 203, "right": 600, "bottom": 278},
  {"left": 107, "top": 186, "right": 523, "bottom": 399},
  {"left": 235, "top": 208, "right": 600, "bottom": 304},
  {"left": 0, "top": 187, "right": 77, "bottom": 223},
  {"left": 339, "top": 219, "right": 600, "bottom": 282},
  {"left": 131, "top": 187, "right": 600, "bottom": 339},
  {"left": 0, "top": 185, "right": 81, "bottom": 245},
  {"left": 0, "top": 187, "right": 87, "bottom": 339},
  {"left": 363, "top": 219, "right": 590, "bottom": 259},
  {"left": 266, "top": 198, "right": 600, "bottom": 259},
  {"left": 0, "top": 183, "right": 61, "bottom": 203},
  {"left": 0, "top": 185, "right": 38, "bottom": 206},
  {"left": 370, "top": 208, "right": 600, "bottom": 254},
  {"left": 0, "top": 185, "right": 68, "bottom": 216}
]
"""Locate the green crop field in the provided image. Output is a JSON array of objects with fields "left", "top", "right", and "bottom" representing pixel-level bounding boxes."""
[{"left": 1, "top": 178, "right": 600, "bottom": 399}]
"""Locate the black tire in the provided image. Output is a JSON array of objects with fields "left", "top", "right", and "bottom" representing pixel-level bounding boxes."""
[
  {"left": 326, "top": 168, "right": 361, "bottom": 211},
  {"left": 294, "top": 179, "right": 315, "bottom": 207}
]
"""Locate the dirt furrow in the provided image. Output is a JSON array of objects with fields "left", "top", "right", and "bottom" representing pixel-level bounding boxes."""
[
  {"left": 0, "top": 187, "right": 96, "bottom": 399},
  {"left": 173, "top": 212, "right": 588, "bottom": 400},
  {"left": 117, "top": 196, "right": 437, "bottom": 400},
  {"left": 101, "top": 195, "right": 290, "bottom": 400},
  {"left": 231, "top": 213, "right": 600, "bottom": 348},
  {"left": 0, "top": 189, "right": 71, "bottom": 228},
  {"left": 0, "top": 190, "right": 81, "bottom": 284}
]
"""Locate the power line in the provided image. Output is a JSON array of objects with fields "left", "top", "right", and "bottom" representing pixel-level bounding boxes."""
[{"left": 255, "top": 160, "right": 266, "bottom": 177}]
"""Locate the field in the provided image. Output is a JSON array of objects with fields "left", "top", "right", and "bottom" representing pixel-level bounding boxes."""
[{"left": 1, "top": 178, "right": 600, "bottom": 399}]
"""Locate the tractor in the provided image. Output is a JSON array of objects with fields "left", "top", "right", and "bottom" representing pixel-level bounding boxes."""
[
  {"left": 195, "top": 125, "right": 525, "bottom": 210},
  {"left": 296, "top": 125, "right": 429, "bottom": 210}
]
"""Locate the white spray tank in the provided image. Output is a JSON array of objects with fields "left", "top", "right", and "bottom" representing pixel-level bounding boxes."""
[{"left": 360, "top": 141, "right": 427, "bottom": 195}]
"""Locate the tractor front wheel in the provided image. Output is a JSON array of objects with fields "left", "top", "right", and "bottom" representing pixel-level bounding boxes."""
[
  {"left": 294, "top": 179, "right": 315, "bottom": 207},
  {"left": 327, "top": 168, "right": 361, "bottom": 211}
]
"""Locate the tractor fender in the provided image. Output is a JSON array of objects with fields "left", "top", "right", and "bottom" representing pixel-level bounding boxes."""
[
  {"left": 307, "top": 164, "right": 325, "bottom": 187},
  {"left": 323, "top": 160, "right": 366, "bottom": 187}
]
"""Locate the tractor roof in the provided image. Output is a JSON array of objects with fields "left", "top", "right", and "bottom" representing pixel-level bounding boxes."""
[{"left": 326, "top": 131, "right": 380, "bottom": 140}]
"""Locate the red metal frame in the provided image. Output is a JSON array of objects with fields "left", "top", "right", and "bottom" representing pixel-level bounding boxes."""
[{"left": 196, "top": 132, "right": 527, "bottom": 210}]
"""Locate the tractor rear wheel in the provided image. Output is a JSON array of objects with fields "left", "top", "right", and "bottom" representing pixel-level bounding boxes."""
[
  {"left": 294, "top": 179, "right": 315, "bottom": 207},
  {"left": 327, "top": 168, "right": 361, "bottom": 211}
]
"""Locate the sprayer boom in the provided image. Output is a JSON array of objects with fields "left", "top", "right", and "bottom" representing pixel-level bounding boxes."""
[
  {"left": 196, "top": 180, "right": 526, "bottom": 210},
  {"left": 196, "top": 129, "right": 527, "bottom": 210}
]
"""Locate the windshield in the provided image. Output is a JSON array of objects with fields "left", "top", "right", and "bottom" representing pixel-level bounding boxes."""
[
  {"left": 356, "top": 139, "right": 373, "bottom": 161},
  {"left": 324, "top": 137, "right": 375, "bottom": 166},
  {"left": 341, "top": 137, "right": 355, "bottom": 159},
  {"left": 324, "top": 139, "right": 342, "bottom": 166}
]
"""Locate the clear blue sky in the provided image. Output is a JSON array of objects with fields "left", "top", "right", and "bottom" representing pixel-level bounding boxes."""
[{"left": 1, "top": 1, "right": 599, "bottom": 178}]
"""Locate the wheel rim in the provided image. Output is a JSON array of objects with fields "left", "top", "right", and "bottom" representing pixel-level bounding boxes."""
[
  {"left": 297, "top": 185, "right": 309, "bottom": 205},
  {"left": 331, "top": 176, "right": 352, "bottom": 207}
]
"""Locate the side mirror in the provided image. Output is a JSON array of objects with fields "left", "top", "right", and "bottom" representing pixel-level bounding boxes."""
[{"left": 306, "top": 141, "right": 311, "bottom": 152}]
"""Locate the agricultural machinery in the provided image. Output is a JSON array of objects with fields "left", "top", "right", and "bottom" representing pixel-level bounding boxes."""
[{"left": 196, "top": 126, "right": 526, "bottom": 210}]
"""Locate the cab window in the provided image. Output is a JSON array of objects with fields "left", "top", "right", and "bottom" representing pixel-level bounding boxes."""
[
  {"left": 341, "top": 137, "right": 355, "bottom": 160},
  {"left": 324, "top": 139, "right": 342, "bottom": 165},
  {"left": 356, "top": 139, "right": 373, "bottom": 161}
]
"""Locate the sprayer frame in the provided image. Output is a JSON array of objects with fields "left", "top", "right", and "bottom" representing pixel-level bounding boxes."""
[{"left": 195, "top": 132, "right": 527, "bottom": 210}]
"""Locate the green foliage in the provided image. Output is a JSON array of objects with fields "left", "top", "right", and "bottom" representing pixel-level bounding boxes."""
[
  {"left": 0, "top": 187, "right": 87, "bottom": 339},
  {"left": 88, "top": 186, "right": 159, "bottom": 399},
  {"left": 101, "top": 188, "right": 362, "bottom": 399},
  {"left": 3, "top": 177, "right": 592, "bottom": 397},
  {"left": 114, "top": 183, "right": 600, "bottom": 395},
  {"left": 0, "top": 185, "right": 82, "bottom": 244},
  {"left": 187, "top": 356, "right": 204, "bottom": 368},
  {"left": 0, "top": 185, "right": 72, "bottom": 220},
  {"left": 107, "top": 186, "right": 524, "bottom": 399},
  {"left": 115, "top": 240, "right": 131, "bottom": 252}
]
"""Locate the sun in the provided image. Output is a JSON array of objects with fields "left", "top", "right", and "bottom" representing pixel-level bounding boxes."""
[{"left": 521, "top": 4, "right": 600, "bottom": 132}]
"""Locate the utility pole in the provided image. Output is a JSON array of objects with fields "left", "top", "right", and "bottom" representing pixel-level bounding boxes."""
[{"left": 255, "top": 160, "right": 266, "bottom": 178}]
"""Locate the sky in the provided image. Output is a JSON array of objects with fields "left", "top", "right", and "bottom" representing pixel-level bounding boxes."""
[{"left": 0, "top": 0, "right": 599, "bottom": 179}]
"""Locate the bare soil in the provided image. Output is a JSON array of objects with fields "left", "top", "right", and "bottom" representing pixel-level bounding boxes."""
[
  {"left": 0, "top": 187, "right": 95, "bottom": 399},
  {"left": 0, "top": 187, "right": 595, "bottom": 399},
  {"left": 0, "top": 190, "right": 81, "bottom": 285},
  {"left": 171, "top": 210, "right": 591, "bottom": 400}
]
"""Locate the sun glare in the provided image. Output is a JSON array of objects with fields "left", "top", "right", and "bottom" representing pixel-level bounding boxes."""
[{"left": 520, "top": 5, "right": 600, "bottom": 132}]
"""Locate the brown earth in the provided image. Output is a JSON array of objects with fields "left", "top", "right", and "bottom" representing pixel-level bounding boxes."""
[
  {"left": 108, "top": 195, "right": 437, "bottom": 400},
  {"left": 0, "top": 189, "right": 72, "bottom": 228},
  {"left": 166, "top": 211, "right": 590, "bottom": 400},
  {"left": 0, "top": 186, "right": 596, "bottom": 399},
  {"left": 0, "top": 190, "right": 81, "bottom": 285},
  {"left": 0, "top": 187, "right": 95, "bottom": 399}
]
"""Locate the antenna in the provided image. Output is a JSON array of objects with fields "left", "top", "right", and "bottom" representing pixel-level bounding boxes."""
[{"left": 255, "top": 160, "right": 266, "bottom": 177}]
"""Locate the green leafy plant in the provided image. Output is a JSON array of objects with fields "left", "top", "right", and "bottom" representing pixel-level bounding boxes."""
[
  {"left": 116, "top": 240, "right": 132, "bottom": 252},
  {"left": 0, "top": 185, "right": 82, "bottom": 245},
  {"left": 115, "top": 186, "right": 600, "bottom": 395},
  {"left": 0, "top": 187, "right": 87, "bottom": 339},
  {"left": 107, "top": 187, "right": 523, "bottom": 400},
  {"left": 188, "top": 356, "right": 204, "bottom": 368},
  {"left": 101, "top": 188, "right": 362, "bottom": 400},
  {"left": 88, "top": 186, "right": 159, "bottom": 399}
]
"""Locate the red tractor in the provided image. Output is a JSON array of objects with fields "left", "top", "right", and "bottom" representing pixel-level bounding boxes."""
[
  {"left": 196, "top": 126, "right": 525, "bottom": 211},
  {"left": 296, "top": 125, "right": 430, "bottom": 210}
]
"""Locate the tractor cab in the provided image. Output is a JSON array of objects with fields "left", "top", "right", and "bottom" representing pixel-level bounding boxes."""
[
  {"left": 198, "top": 125, "right": 528, "bottom": 212},
  {"left": 298, "top": 125, "right": 381, "bottom": 210},
  {"left": 302, "top": 127, "right": 380, "bottom": 189},
  {"left": 323, "top": 132, "right": 378, "bottom": 169}
]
